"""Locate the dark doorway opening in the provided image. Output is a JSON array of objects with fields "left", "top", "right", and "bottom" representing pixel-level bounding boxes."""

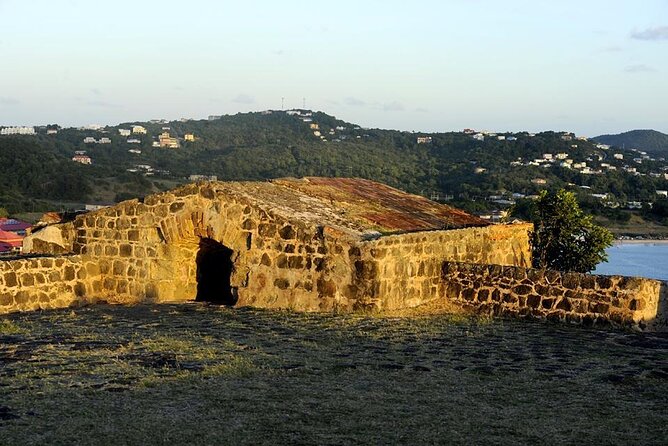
[{"left": 195, "top": 238, "right": 238, "bottom": 305}]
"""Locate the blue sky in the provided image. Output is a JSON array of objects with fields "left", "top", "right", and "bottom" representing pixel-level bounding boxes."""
[{"left": 0, "top": 0, "right": 666, "bottom": 135}]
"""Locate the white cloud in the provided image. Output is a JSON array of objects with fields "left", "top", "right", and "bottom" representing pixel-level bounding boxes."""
[
  {"left": 624, "top": 64, "right": 656, "bottom": 73},
  {"left": 344, "top": 97, "right": 366, "bottom": 107},
  {"left": 631, "top": 26, "right": 668, "bottom": 41}
]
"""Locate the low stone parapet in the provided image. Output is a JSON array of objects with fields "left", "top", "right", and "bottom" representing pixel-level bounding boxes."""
[
  {"left": 351, "top": 224, "right": 532, "bottom": 311},
  {"left": 0, "top": 255, "right": 99, "bottom": 313},
  {"left": 440, "top": 262, "right": 667, "bottom": 332}
]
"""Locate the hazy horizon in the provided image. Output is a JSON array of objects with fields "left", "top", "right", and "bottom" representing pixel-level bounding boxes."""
[
  {"left": 2, "top": 108, "right": 667, "bottom": 139},
  {"left": 1, "top": 0, "right": 667, "bottom": 136}
]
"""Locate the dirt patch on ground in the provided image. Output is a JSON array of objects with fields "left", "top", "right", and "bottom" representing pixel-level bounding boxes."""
[
  {"left": 1, "top": 304, "right": 667, "bottom": 445},
  {"left": 378, "top": 298, "right": 471, "bottom": 317}
]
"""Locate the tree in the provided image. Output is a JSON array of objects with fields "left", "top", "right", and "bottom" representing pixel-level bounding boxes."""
[
  {"left": 645, "top": 198, "right": 668, "bottom": 222},
  {"left": 528, "top": 190, "right": 613, "bottom": 272},
  {"left": 507, "top": 198, "right": 534, "bottom": 221}
]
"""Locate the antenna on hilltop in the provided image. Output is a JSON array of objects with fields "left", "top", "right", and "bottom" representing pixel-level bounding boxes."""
[
  {"left": 303, "top": 97, "right": 306, "bottom": 109},
  {"left": 281, "top": 97, "right": 285, "bottom": 110}
]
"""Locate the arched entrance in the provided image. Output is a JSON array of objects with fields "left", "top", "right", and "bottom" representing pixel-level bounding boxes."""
[{"left": 195, "top": 238, "right": 238, "bottom": 305}]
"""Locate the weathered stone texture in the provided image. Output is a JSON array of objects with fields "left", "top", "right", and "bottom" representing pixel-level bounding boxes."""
[
  {"left": 348, "top": 224, "right": 532, "bottom": 311},
  {"left": 18, "top": 180, "right": 400, "bottom": 312},
  {"left": 21, "top": 223, "right": 75, "bottom": 255},
  {"left": 8, "top": 178, "right": 664, "bottom": 331},
  {"left": 0, "top": 255, "right": 102, "bottom": 313},
  {"left": 440, "top": 261, "right": 667, "bottom": 331}
]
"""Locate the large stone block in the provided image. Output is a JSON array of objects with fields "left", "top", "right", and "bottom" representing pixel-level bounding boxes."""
[
  {"left": 0, "top": 293, "right": 12, "bottom": 306},
  {"left": 317, "top": 278, "right": 337, "bottom": 297},
  {"left": 3, "top": 272, "right": 17, "bottom": 287}
]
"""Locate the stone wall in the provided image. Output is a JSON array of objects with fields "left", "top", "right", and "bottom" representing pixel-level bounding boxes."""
[
  {"left": 349, "top": 224, "right": 532, "bottom": 311},
  {"left": 17, "top": 183, "right": 364, "bottom": 313},
  {"left": 0, "top": 255, "right": 103, "bottom": 313},
  {"left": 11, "top": 182, "right": 532, "bottom": 316},
  {"left": 67, "top": 185, "right": 359, "bottom": 311},
  {"left": 440, "top": 261, "right": 668, "bottom": 331},
  {"left": 2, "top": 177, "right": 666, "bottom": 332}
]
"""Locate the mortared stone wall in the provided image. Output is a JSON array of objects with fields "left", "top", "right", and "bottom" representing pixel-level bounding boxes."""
[{"left": 0, "top": 179, "right": 664, "bottom": 331}]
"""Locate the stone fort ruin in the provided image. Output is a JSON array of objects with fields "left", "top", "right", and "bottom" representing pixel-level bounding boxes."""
[{"left": 1, "top": 177, "right": 666, "bottom": 331}]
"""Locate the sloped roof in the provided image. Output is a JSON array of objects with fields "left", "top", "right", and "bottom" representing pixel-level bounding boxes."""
[
  {"left": 213, "top": 177, "right": 488, "bottom": 236},
  {"left": 273, "top": 177, "right": 489, "bottom": 232},
  {"left": 81, "top": 177, "right": 490, "bottom": 240},
  {"left": 0, "top": 228, "right": 23, "bottom": 248}
]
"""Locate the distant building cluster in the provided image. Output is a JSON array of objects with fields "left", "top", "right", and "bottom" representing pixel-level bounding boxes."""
[
  {"left": 189, "top": 175, "right": 218, "bottom": 182},
  {"left": 83, "top": 137, "right": 111, "bottom": 144},
  {"left": 458, "top": 126, "right": 668, "bottom": 213},
  {"left": 286, "top": 110, "right": 312, "bottom": 120},
  {"left": 154, "top": 132, "right": 179, "bottom": 149},
  {"left": 72, "top": 150, "right": 92, "bottom": 165},
  {"left": 77, "top": 123, "right": 192, "bottom": 150},
  {"left": 126, "top": 164, "right": 170, "bottom": 177},
  {"left": 280, "top": 109, "right": 354, "bottom": 142},
  {"left": 1, "top": 126, "right": 35, "bottom": 135}
]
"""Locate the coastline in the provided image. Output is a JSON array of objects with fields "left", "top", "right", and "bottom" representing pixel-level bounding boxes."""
[
  {"left": 596, "top": 240, "right": 668, "bottom": 281},
  {"left": 613, "top": 239, "right": 668, "bottom": 245}
]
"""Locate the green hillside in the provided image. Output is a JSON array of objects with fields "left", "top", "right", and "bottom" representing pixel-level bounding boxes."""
[
  {"left": 593, "top": 130, "right": 668, "bottom": 155},
  {"left": 1, "top": 111, "right": 668, "bottom": 234},
  {"left": 0, "top": 136, "right": 93, "bottom": 212}
]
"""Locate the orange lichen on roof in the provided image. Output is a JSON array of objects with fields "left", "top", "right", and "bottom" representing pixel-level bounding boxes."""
[{"left": 273, "top": 177, "right": 489, "bottom": 232}]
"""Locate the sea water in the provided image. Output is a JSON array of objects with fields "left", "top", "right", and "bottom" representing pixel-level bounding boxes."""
[{"left": 593, "top": 242, "right": 668, "bottom": 281}]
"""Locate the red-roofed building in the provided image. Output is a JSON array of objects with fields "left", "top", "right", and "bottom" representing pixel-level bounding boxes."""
[{"left": 0, "top": 229, "right": 23, "bottom": 254}]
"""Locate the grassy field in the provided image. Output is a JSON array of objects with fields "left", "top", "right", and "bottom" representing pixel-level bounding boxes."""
[{"left": 0, "top": 303, "right": 666, "bottom": 445}]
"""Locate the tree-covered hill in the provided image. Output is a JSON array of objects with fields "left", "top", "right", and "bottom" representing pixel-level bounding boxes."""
[
  {"left": 1, "top": 111, "right": 667, "bottom": 234},
  {"left": 593, "top": 130, "right": 668, "bottom": 155},
  {"left": 0, "top": 137, "right": 93, "bottom": 211}
]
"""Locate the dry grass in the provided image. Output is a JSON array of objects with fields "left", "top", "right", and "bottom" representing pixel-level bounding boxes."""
[
  {"left": 0, "top": 303, "right": 666, "bottom": 445},
  {"left": 376, "top": 297, "right": 477, "bottom": 320},
  {"left": 0, "top": 319, "right": 24, "bottom": 334}
]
